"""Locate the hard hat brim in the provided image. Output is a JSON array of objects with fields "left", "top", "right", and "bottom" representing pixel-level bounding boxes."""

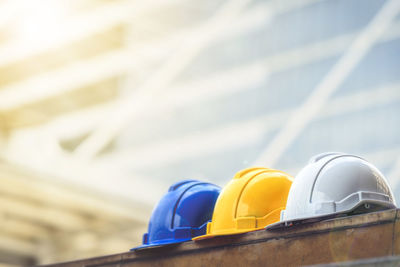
[
  {"left": 266, "top": 200, "right": 396, "bottom": 231},
  {"left": 193, "top": 227, "right": 264, "bottom": 241},
  {"left": 130, "top": 238, "right": 190, "bottom": 251}
]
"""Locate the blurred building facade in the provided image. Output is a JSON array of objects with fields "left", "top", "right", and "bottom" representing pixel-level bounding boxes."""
[{"left": 0, "top": 0, "right": 399, "bottom": 265}]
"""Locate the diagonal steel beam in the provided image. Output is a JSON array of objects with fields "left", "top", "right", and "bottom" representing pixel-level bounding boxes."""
[
  {"left": 74, "top": 0, "right": 255, "bottom": 159},
  {"left": 98, "top": 82, "right": 400, "bottom": 170},
  {"left": 74, "top": 0, "right": 323, "bottom": 159},
  {"left": 254, "top": 0, "right": 400, "bottom": 166},
  {"left": 0, "top": 0, "right": 325, "bottom": 111}
]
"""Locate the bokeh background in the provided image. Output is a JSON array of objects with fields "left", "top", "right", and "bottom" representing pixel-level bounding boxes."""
[{"left": 0, "top": 0, "right": 399, "bottom": 265}]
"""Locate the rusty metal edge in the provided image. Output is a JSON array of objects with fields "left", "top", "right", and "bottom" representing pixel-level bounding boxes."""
[
  {"left": 87, "top": 217, "right": 396, "bottom": 266},
  {"left": 39, "top": 209, "right": 399, "bottom": 267},
  {"left": 308, "top": 256, "right": 400, "bottom": 266}
]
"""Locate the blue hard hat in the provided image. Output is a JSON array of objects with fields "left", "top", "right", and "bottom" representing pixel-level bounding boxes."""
[{"left": 131, "top": 180, "right": 221, "bottom": 250}]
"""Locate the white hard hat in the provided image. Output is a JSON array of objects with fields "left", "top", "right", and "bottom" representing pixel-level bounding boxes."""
[{"left": 281, "top": 152, "right": 396, "bottom": 223}]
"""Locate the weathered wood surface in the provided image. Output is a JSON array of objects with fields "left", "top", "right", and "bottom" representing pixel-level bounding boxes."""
[
  {"left": 42, "top": 209, "right": 400, "bottom": 267},
  {"left": 310, "top": 256, "right": 400, "bottom": 266}
]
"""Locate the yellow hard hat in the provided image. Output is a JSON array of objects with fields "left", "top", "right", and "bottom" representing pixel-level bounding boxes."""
[{"left": 193, "top": 167, "right": 293, "bottom": 240}]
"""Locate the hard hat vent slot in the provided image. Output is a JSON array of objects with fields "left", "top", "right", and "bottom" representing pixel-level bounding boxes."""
[{"left": 314, "top": 191, "right": 393, "bottom": 216}]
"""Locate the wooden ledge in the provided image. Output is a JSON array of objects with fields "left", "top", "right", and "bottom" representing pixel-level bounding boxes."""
[{"left": 42, "top": 209, "right": 399, "bottom": 267}]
